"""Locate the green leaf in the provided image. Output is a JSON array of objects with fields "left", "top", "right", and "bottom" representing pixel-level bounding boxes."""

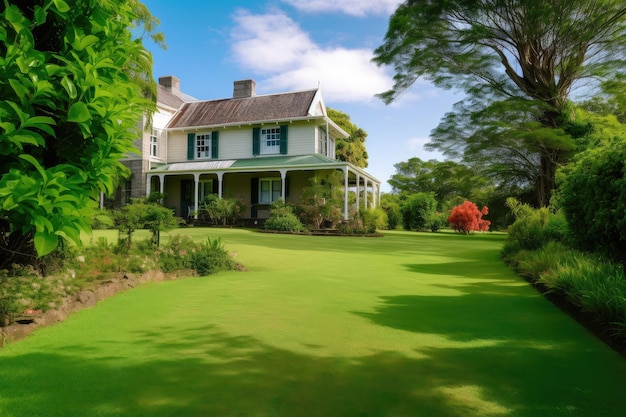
[
  {"left": 19, "top": 154, "right": 47, "bottom": 179},
  {"left": 34, "top": 6, "right": 47, "bottom": 25},
  {"left": 78, "top": 35, "right": 100, "bottom": 51},
  {"left": 34, "top": 231, "right": 59, "bottom": 257},
  {"left": 61, "top": 76, "right": 77, "bottom": 99},
  {"left": 67, "top": 102, "right": 91, "bottom": 123},
  {"left": 52, "top": 0, "right": 70, "bottom": 13}
]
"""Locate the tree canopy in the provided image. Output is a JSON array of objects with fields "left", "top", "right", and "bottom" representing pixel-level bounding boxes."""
[
  {"left": 0, "top": 0, "right": 160, "bottom": 268},
  {"left": 374, "top": 0, "right": 626, "bottom": 206},
  {"left": 328, "top": 108, "right": 369, "bottom": 168},
  {"left": 389, "top": 158, "right": 493, "bottom": 206}
]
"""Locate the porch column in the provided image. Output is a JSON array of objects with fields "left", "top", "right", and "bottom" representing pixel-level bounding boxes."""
[
  {"left": 372, "top": 182, "right": 378, "bottom": 209},
  {"left": 216, "top": 172, "right": 224, "bottom": 198},
  {"left": 158, "top": 174, "right": 165, "bottom": 195},
  {"left": 343, "top": 166, "right": 349, "bottom": 221},
  {"left": 146, "top": 175, "right": 153, "bottom": 198},
  {"left": 193, "top": 173, "right": 200, "bottom": 219},
  {"left": 355, "top": 174, "right": 361, "bottom": 210},
  {"left": 279, "top": 169, "right": 288, "bottom": 201},
  {"left": 364, "top": 178, "right": 369, "bottom": 209}
]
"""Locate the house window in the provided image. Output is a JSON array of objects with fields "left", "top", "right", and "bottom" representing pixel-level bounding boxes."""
[
  {"left": 260, "top": 128, "right": 280, "bottom": 154},
  {"left": 196, "top": 133, "right": 212, "bottom": 159},
  {"left": 259, "top": 178, "right": 281, "bottom": 204},
  {"left": 318, "top": 128, "right": 327, "bottom": 157},
  {"left": 150, "top": 129, "right": 158, "bottom": 157},
  {"left": 122, "top": 180, "right": 132, "bottom": 205}
]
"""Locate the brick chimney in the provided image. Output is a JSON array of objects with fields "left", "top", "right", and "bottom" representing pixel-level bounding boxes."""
[
  {"left": 158, "top": 75, "right": 180, "bottom": 95},
  {"left": 233, "top": 79, "right": 256, "bottom": 99}
]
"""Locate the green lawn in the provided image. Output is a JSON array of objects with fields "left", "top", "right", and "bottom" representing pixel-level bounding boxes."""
[{"left": 1, "top": 229, "right": 625, "bottom": 417}]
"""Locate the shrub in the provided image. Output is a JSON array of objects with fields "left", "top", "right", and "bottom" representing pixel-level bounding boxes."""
[
  {"left": 189, "top": 237, "right": 237, "bottom": 276},
  {"left": 380, "top": 194, "right": 402, "bottom": 229},
  {"left": 447, "top": 201, "right": 490, "bottom": 234},
  {"left": 264, "top": 201, "right": 305, "bottom": 232},
  {"left": 539, "top": 254, "right": 626, "bottom": 339},
  {"left": 295, "top": 172, "right": 344, "bottom": 229},
  {"left": 401, "top": 192, "right": 438, "bottom": 231},
  {"left": 556, "top": 136, "right": 626, "bottom": 263},
  {"left": 501, "top": 199, "right": 570, "bottom": 258},
  {"left": 360, "top": 208, "right": 387, "bottom": 233},
  {"left": 203, "top": 195, "right": 246, "bottom": 226}
]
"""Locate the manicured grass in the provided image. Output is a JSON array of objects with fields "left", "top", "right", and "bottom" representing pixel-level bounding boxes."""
[{"left": 1, "top": 229, "right": 625, "bottom": 416}]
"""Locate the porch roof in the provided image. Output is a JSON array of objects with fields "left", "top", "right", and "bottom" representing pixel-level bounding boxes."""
[{"left": 149, "top": 154, "right": 380, "bottom": 185}]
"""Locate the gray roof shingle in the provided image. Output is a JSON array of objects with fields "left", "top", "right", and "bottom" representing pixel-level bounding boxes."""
[{"left": 167, "top": 89, "right": 318, "bottom": 129}]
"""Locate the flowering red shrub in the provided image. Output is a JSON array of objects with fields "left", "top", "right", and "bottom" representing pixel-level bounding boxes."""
[{"left": 447, "top": 201, "right": 491, "bottom": 234}]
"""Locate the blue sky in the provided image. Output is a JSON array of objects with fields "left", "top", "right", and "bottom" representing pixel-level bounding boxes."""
[{"left": 142, "top": 0, "right": 461, "bottom": 192}]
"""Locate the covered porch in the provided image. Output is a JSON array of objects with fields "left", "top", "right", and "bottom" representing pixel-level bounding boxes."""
[{"left": 146, "top": 155, "right": 381, "bottom": 222}]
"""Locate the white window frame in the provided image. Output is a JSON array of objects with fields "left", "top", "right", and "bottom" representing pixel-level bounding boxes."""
[
  {"left": 260, "top": 127, "right": 280, "bottom": 155},
  {"left": 196, "top": 133, "right": 212, "bottom": 159},
  {"left": 318, "top": 127, "right": 327, "bottom": 157},
  {"left": 150, "top": 129, "right": 158, "bottom": 157},
  {"left": 259, "top": 177, "right": 282, "bottom": 204}
]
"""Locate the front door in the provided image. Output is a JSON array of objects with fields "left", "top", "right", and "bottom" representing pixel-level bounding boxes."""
[{"left": 180, "top": 179, "right": 193, "bottom": 218}]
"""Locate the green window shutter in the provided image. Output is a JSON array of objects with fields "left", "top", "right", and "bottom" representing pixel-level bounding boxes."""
[
  {"left": 212, "top": 178, "right": 218, "bottom": 194},
  {"left": 211, "top": 131, "right": 219, "bottom": 159},
  {"left": 187, "top": 133, "right": 195, "bottom": 160},
  {"left": 285, "top": 175, "right": 290, "bottom": 198},
  {"left": 280, "top": 125, "right": 288, "bottom": 155},
  {"left": 252, "top": 127, "right": 260, "bottom": 156}
]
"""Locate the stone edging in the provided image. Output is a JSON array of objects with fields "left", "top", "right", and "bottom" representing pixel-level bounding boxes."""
[{"left": 0, "top": 269, "right": 195, "bottom": 348}]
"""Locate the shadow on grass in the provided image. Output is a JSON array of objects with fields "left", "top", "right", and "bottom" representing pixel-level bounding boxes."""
[{"left": 1, "top": 322, "right": 625, "bottom": 417}]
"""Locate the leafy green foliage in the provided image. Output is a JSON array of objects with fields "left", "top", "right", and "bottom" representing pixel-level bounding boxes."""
[
  {"left": 188, "top": 237, "right": 237, "bottom": 276},
  {"left": 510, "top": 241, "right": 626, "bottom": 342},
  {"left": 202, "top": 195, "right": 246, "bottom": 226},
  {"left": 295, "top": 172, "right": 344, "bottom": 229},
  {"left": 0, "top": 0, "right": 159, "bottom": 268},
  {"left": 556, "top": 136, "right": 626, "bottom": 263},
  {"left": 327, "top": 108, "right": 368, "bottom": 168},
  {"left": 374, "top": 1, "right": 626, "bottom": 206},
  {"left": 380, "top": 193, "right": 402, "bottom": 230},
  {"left": 264, "top": 201, "right": 305, "bottom": 232},
  {"left": 501, "top": 198, "right": 569, "bottom": 258},
  {"left": 401, "top": 192, "right": 438, "bottom": 231},
  {"left": 113, "top": 200, "right": 181, "bottom": 250}
]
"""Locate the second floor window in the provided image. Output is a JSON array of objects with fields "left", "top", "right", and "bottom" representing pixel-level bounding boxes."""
[
  {"left": 196, "top": 134, "right": 211, "bottom": 159},
  {"left": 261, "top": 128, "right": 280, "bottom": 154},
  {"left": 150, "top": 129, "right": 158, "bottom": 157}
]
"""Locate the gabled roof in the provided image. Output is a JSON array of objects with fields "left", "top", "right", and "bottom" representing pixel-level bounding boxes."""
[
  {"left": 166, "top": 89, "right": 319, "bottom": 129},
  {"left": 157, "top": 84, "right": 185, "bottom": 109}
]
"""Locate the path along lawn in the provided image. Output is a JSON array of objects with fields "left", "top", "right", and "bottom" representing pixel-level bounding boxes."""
[{"left": 1, "top": 229, "right": 626, "bottom": 417}]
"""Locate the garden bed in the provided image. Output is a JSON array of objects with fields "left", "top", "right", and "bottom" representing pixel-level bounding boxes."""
[{"left": 0, "top": 269, "right": 195, "bottom": 347}]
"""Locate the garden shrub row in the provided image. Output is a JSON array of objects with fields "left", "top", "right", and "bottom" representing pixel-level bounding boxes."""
[{"left": 503, "top": 200, "right": 626, "bottom": 345}]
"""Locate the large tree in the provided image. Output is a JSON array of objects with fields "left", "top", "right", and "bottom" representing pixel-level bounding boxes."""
[
  {"left": 328, "top": 108, "right": 369, "bottom": 168},
  {"left": 373, "top": 0, "right": 626, "bottom": 206},
  {"left": 0, "top": 0, "right": 161, "bottom": 268}
]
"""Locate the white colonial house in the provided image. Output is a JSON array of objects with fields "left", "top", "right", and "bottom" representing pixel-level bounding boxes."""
[{"left": 120, "top": 76, "right": 380, "bottom": 223}]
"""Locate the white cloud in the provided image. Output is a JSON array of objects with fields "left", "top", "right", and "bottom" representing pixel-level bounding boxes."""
[
  {"left": 281, "top": 0, "right": 403, "bottom": 17},
  {"left": 230, "top": 10, "right": 394, "bottom": 103},
  {"left": 405, "top": 137, "right": 431, "bottom": 151}
]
